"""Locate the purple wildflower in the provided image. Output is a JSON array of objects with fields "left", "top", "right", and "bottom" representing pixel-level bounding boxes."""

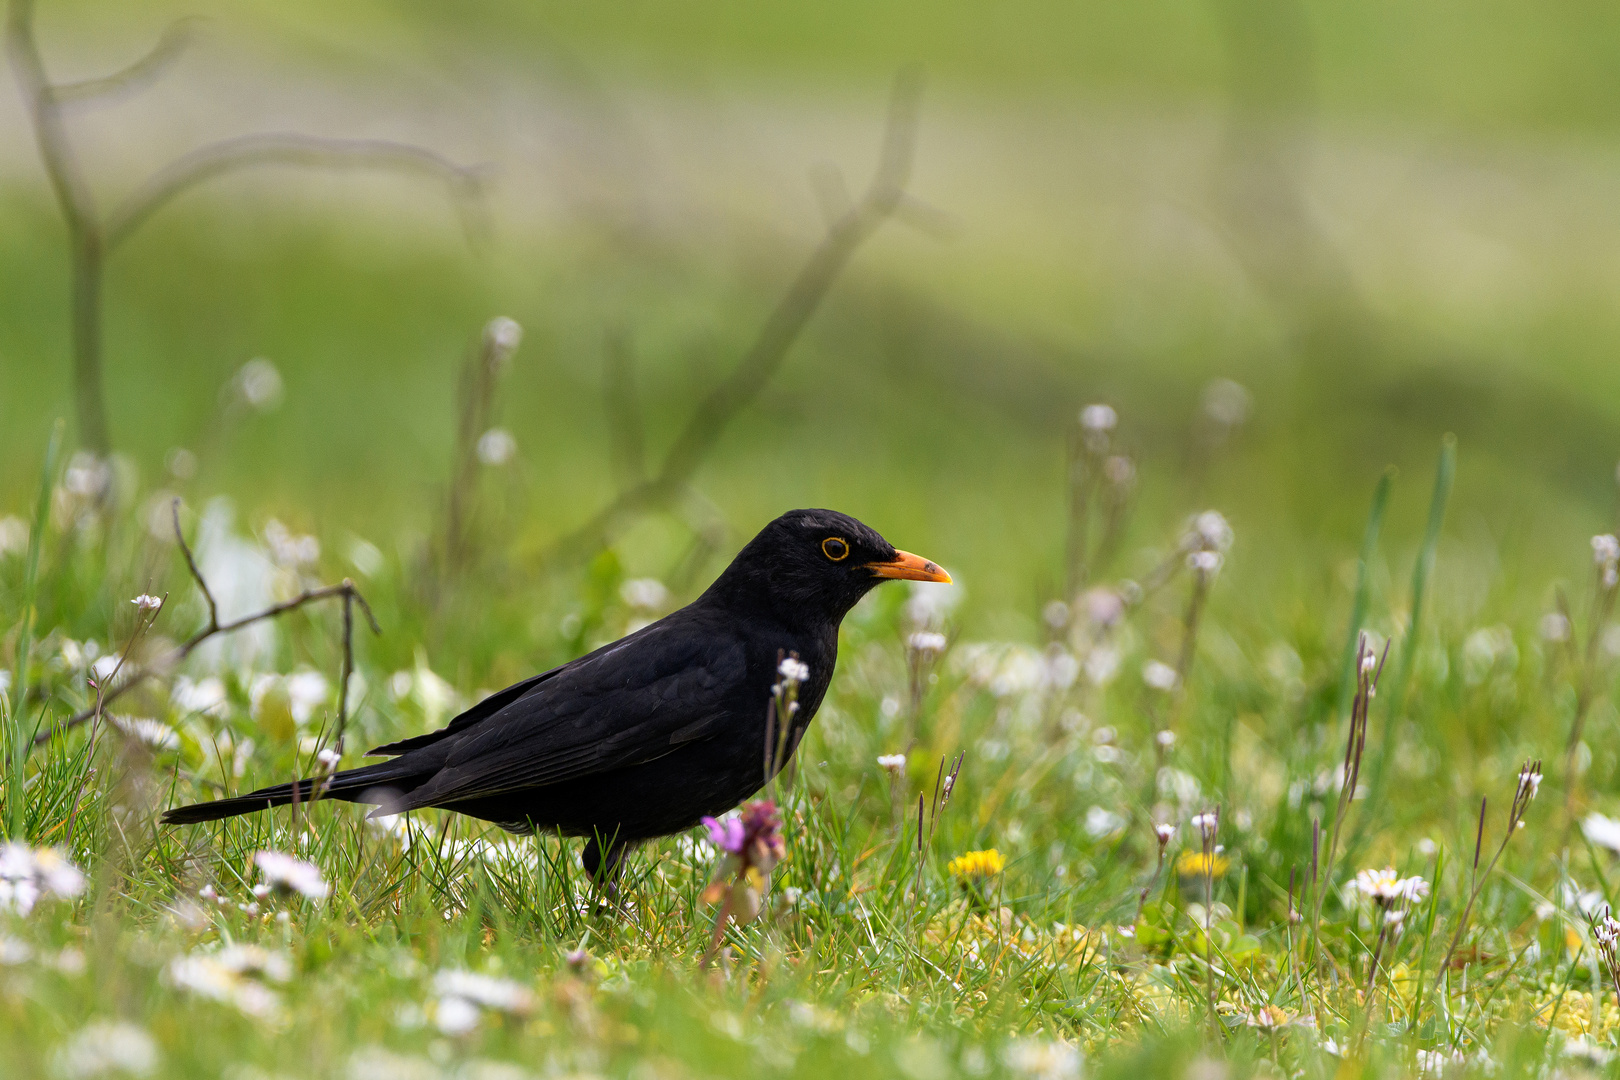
[{"left": 702, "top": 816, "right": 746, "bottom": 855}]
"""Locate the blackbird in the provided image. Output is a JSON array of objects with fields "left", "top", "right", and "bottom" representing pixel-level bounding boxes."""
[{"left": 161, "top": 509, "right": 951, "bottom": 884}]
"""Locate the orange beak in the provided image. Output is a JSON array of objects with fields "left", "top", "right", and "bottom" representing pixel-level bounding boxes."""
[{"left": 867, "top": 549, "right": 952, "bottom": 583}]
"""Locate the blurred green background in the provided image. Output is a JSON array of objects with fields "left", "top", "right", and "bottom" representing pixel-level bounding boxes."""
[{"left": 3, "top": 0, "right": 1619, "bottom": 640}]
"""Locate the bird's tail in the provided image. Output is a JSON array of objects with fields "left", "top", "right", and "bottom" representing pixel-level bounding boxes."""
[{"left": 160, "top": 761, "right": 421, "bottom": 825}]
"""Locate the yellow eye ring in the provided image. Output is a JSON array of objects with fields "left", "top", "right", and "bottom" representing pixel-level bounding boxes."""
[{"left": 822, "top": 537, "right": 850, "bottom": 561}]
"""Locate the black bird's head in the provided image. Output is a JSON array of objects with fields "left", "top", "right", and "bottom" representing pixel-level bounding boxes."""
[{"left": 705, "top": 509, "right": 952, "bottom": 626}]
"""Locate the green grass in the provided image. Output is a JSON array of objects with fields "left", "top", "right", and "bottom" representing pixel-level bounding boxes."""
[{"left": 4, "top": 405, "right": 1620, "bottom": 1077}]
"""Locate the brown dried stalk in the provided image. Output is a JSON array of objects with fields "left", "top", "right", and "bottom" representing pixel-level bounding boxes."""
[
  {"left": 1307, "top": 632, "right": 1387, "bottom": 964},
  {"left": 1431, "top": 760, "right": 1542, "bottom": 987}
]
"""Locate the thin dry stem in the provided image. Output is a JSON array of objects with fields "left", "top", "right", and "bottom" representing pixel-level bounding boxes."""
[{"left": 34, "top": 502, "right": 378, "bottom": 748}]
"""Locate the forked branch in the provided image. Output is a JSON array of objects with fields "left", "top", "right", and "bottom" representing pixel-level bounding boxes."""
[
  {"left": 33, "top": 499, "right": 380, "bottom": 747},
  {"left": 4, "top": 0, "right": 487, "bottom": 455}
]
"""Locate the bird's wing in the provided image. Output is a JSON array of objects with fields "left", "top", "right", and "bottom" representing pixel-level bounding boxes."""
[
  {"left": 366, "top": 668, "right": 562, "bottom": 756},
  {"left": 388, "top": 625, "right": 750, "bottom": 809}
]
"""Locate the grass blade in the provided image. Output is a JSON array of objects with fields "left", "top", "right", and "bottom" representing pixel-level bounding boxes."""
[{"left": 7, "top": 418, "right": 63, "bottom": 839}]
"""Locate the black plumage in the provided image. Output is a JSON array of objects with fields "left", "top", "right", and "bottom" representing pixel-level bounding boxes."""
[{"left": 161, "top": 509, "right": 951, "bottom": 882}]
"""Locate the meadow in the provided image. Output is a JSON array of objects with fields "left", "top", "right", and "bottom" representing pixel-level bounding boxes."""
[{"left": 7, "top": 1, "right": 1620, "bottom": 1077}]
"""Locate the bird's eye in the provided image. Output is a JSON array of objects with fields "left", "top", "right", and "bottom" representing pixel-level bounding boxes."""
[{"left": 822, "top": 537, "right": 850, "bottom": 561}]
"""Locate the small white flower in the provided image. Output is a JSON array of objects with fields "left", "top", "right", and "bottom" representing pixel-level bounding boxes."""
[
  {"left": 166, "top": 945, "right": 288, "bottom": 1018},
  {"left": 316, "top": 747, "right": 342, "bottom": 771},
  {"left": 110, "top": 716, "right": 179, "bottom": 751},
  {"left": 130, "top": 594, "right": 162, "bottom": 612},
  {"left": 483, "top": 317, "right": 523, "bottom": 367},
  {"left": 263, "top": 519, "right": 320, "bottom": 568},
  {"left": 1594, "top": 913, "right": 1620, "bottom": 948},
  {"left": 0, "top": 936, "right": 33, "bottom": 965},
  {"left": 1191, "top": 811, "right": 1219, "bottom": 842},
  {"left": 1186, "top": 510, "right": 1234, "bottom": 553},
  {"left": 476, "top": 428, "right": 517, "bottom": 467},
  {"left": 1202, "top": 378, "right": 1252, "bottom": 427},
  {"left": 1541, "top": 612, "right": 1572, "bottom": 642},
  {"left": 1517, "top": 761, "right": 1542, "bottom": 803},
  {"left": 907, "top": 631, "right": 948, "bottom": 656},
  {"left": 252, "top": 850, "right": 330, "bottom": 901},
  {"left": 285, "top": 670, "right": 330, "bottom": 725},
  {"left": 778, "top": 657, "right": 811, "bottom": 683},
  {"left": 1003, "top": 1037, "right": 1083, "bottom": 1080},
  {"left": 62, "top": 452, "right": 111, "bottom": 499},
  {"left": 0, "top": 843, "right": 87, "bottom": 915},
  {"left": 1085, "top": 806, "right": 1126, "bottom": 838},
  {"left": 1082, "top": 587, "right": 1125, "bottom": 627},
  {"left": 876, "top": 753, "right": 906, "bottom": 777},
  {"left": 1585, "top": 813, "right": 1620, "bottom": 854},
  {"left": 53, "top": 1020, "right": 158, "bottom": 1078},
  {"left": 432, "top": 969, "right": 533, "bottom": 1034},
  {"left": 1353, "top": 867, "right": 1429, "bottom": 904},
  {"left": 0, "top": 515, "right": 28, "bottom": 557},
  {"left": 1155, "top": 730, "right": 1176, "bottom": 750},
  {"left": 619, "top": 578, "right": 670, "bottom": 611},
  {"left": 1042, "top": 601, "right": 1070, "bottom": 630},
  {"left": 1594, "top": 534, "right": 1620, "bottom": 568},
  {"left": 1565, "top": 1037, "right": 1615, "bottom": 1067},
  {"left": 1187, "top": 550, "right": 1222, "bottom": 576},
  {"left": 1142, "top": 660, "right": 1179, "bottom": 692},
  {"left": 235, "top": 358, "right": 283, "bottom": 410},
  {"left": 1154, "top": 823, "right": 1176, "bottom": 844},
  {"left": 1079, "top": 404, "right": 1117, "bottom": 433},
  {"left": 435, "top": 995, "right": 481, "bottom": 1035},
  {"left": 170, "top": 676, "right": 227, "bottom": 717},
  {"left": 433, "top": 970, "right": 533, "bottom": 1012}
]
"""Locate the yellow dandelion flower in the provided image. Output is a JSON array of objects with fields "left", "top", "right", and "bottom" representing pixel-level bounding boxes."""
[
  {"left": 1175, "top": 851, "right": 1229, "bottom": 878},
  {"left": 947, "top": 849, "right": 1006, "bottom": 878}
]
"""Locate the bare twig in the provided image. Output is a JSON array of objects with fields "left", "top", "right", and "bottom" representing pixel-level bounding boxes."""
[
  {"left": 442, "top": 318, "right": 522, "bottom": 573},
  {"left": 5, "top": 0, "right": 486, "bottom": 455},
  {"left": 6, "top": 0, "right": 108, "bottom": 453},
  {"left": 51, "top": 17, "right": 200, "bottom": 105},
  {"left": 34, "top": 503, "right": 379, "bottom": 748},
  {"left": 1307, "top": 633, "right": 1388, "bottom": 967},
  {"left": 104, "top": 134, "right": 487, "bottom": 249},
  {"left": 546, "top": 70, "right": 927, "bottom": 565},
  {"left": 171, "top": 499, "right": 217, "bottom": 631}
]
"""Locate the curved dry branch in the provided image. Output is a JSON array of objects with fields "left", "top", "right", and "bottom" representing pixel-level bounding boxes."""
[
  {"left": 545, "top": 69, "right": 926, "bottom": 565},
  {"left": 34, "top": 502, "right": 380, "bottom": 748},
  {"left": 51, "top": 16, "right": 200, "bottom": 106},
  {"left": 106, "top": 133, "right": 489, "bottom": 249}
]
